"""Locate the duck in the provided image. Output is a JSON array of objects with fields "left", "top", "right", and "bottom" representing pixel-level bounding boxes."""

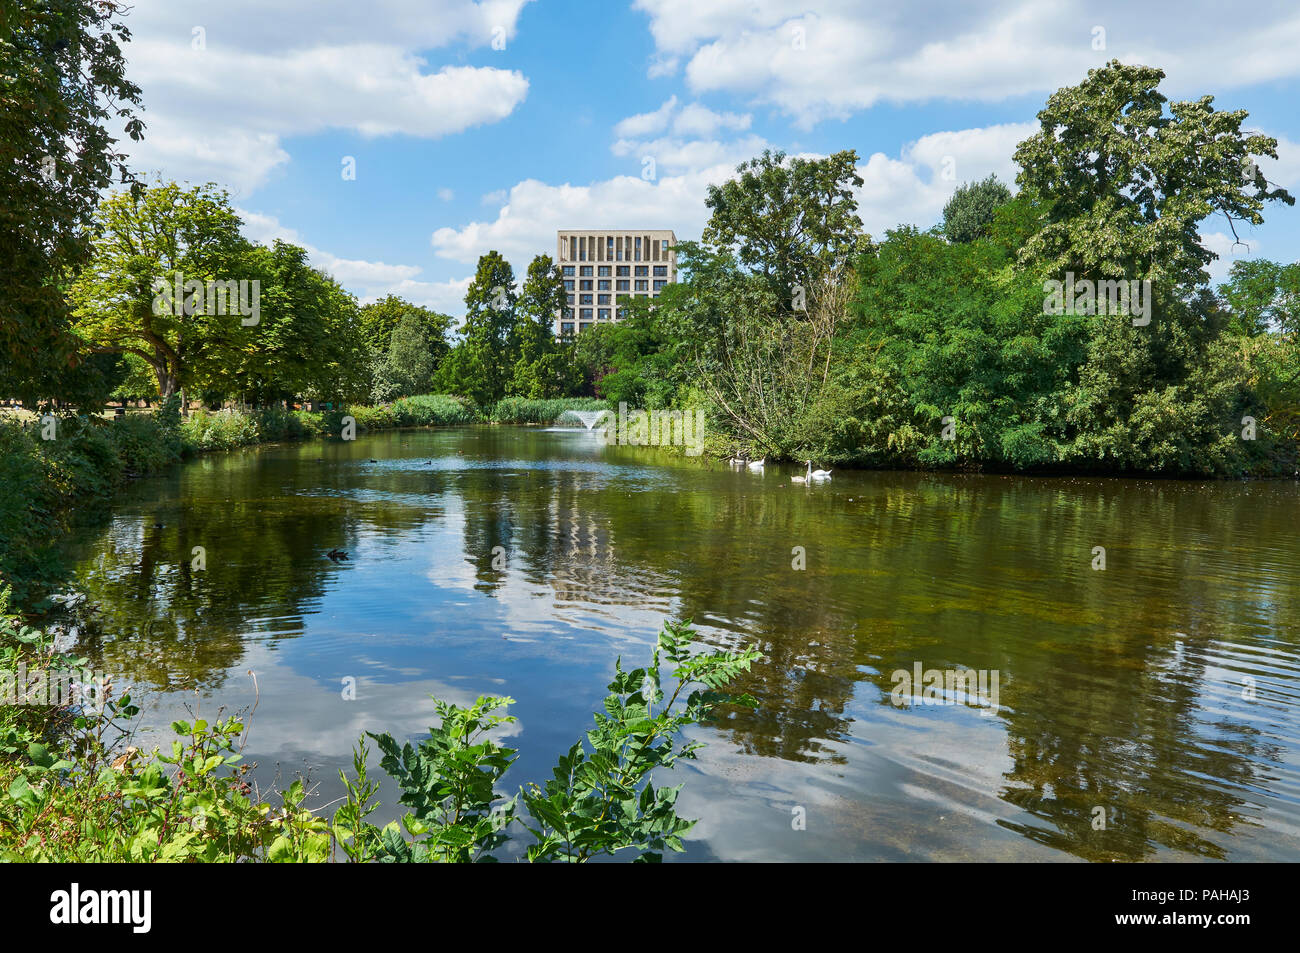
[
  {"left": 326, "top": 548, "right": 349, "bottom": 562},
  {"left": 727, "top": 451, "right": 746, "bottom": 466},
  {"left": 747, "top": 457, "right": 766, "bottom": 471}
]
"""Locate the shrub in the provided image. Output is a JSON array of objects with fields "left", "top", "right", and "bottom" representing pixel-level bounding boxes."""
[{"left": 487, "top": 397, "right": 610, "bottom": 425}]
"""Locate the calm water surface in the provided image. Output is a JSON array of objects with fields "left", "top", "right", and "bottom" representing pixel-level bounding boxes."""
[{"left": 50, "top": 426, "right": 1300, "bottom": 861}]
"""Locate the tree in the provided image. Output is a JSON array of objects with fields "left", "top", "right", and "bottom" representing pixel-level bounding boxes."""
[
  {"left": 434, "top": 251, "right": 517, "bottom": 405},
  {"left": 69, "top": 182, "right": 252, "bottom": 400},
  {"left": 229, "top": 241, "right": 370, "bottom": 406},
  {"left": 1013, "top": 60, "right": 1294, "bottom": 289},
  {"left": 942, "top": 175, "right": 1013, "bottom": 243},
  {"left": 509, "top": 255, "right": 573, "bottom": 398},
  {"left": 702, "top": 149, "right": 866, "bottom": 312},
  {"left": 1218, "top": 259, "right": 1300, "bottom": 337},
  {"left": 372, "top": 312, "right": 440, "bottom": 402},
  {"left": 359, "top": 295, "right": 452, "bottom": 359},
  {"left": 0, "top": 0, "right": 143, "bottom": 402}
]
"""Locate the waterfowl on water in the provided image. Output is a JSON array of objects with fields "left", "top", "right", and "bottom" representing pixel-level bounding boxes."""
[
  {"left": 808, "top": 460, "right": 832, "bottom": 480},
  {"left": 747, "top": 457, "right": 766, "bottom": 471},
  {"left": 326, "top": 548, "right": 349, "bottom": 562}
]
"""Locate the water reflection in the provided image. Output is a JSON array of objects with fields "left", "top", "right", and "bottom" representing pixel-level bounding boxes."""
[{"left": 46, "top": 427, "right": 1300, "bottom": 861}]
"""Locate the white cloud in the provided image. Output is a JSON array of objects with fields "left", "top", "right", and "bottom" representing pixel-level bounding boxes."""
[
  {"left": 239, "top": 209, "right": 470, "bottom": 312},
  {"left": 438, "top": 188, "right": 456, "bottom": 202},
  {"left": 120, "top": 1, "right": 533, "bottom": 193},
  {"left": 613, "top": 96, "right": 680, "bottom": 138},
  {"left": 632, "top": 0, "right": 1300, "bottom": 125},
  {"left": 431, "top": 168, "right": 735, "bottom": 268},
  {"left": 429, "top": 119, "right": 1033, "bottom": 280}
]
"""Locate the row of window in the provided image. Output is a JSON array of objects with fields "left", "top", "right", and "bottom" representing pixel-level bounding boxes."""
[
  {"left": 565, "top": 234, "right": 671, "bottom": 263},
  {"left": 562, "top": 265, "right": 669, "bottom": 278},
  {"left": 566, "top": 281, "right": 667, "bottom": 306}
]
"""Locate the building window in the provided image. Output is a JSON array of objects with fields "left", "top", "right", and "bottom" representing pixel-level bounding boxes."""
[
  {"left": 597, "top": 279, "right": 610, "bottom": 290},
  {"left": 598, "top": 265, "right": 610, "bottom": 277},
  {"left": 634, "top": 280, "right": 648, "bottom": 291},
  {"left": 634, "top": 237, "right": 642, "bottom": 260},
  {"left": 653, "top": 280, "right": 667, "bottom": 291},
  {"left": 653, "top": 265, "right": 667, "bottom": 277},
  {"left": 566, "top": 294, "right": 575, "bottom": 306},
  {"left": 564, "top": 279, "right": 575, "bottom": 291},
  {"left": 580, "top": 308, "right": 593, "bottom": 319},
  {"left": 579, "top": 266, "right": 592, "bottom": 277},
  {"left": 616, "top": 280, "right": 630, "bottom": 291},
  {"left": 562, "top": 265, "right": 574, "bottom": 276},
  {"left": 579, "top": 279, "right": 592, "bottom": 290},
  {"left": 580, "top": 294, "right": 593, "bottom": 305},
  {"left": 561, "top": 322, "right": 574, "bottom": 334},
  {"left": 598, "top": 308, "right": 611, "bottom": 320},
  {"left": 635, "top": 265, "right": 649, "bottom": 277},
  {"left": 597, "top": 294, "right": 610, "bottom": 305},
  {"left": 563, "top": 308, "right": 574, "bottom": 319},
  {"left": 616, "top": 265, "right": 630, "bottom": 277}
]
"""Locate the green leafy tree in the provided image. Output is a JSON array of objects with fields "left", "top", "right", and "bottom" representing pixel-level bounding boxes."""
[
  {"left": 509, "top": 255, "right": 575, "bottom": 398},
  {"left": 1218, "top": 259, "right": 1300, "bottom": 337},
  {"left": 69, "top": 182, "right": 252, "bottom": 400},
  {"left": 702, "top": 149, "right": 866, "bottom": 312},
  {"left": 434, "top": 251, "right": 518, "bottom": 405},
  {"left": 1013, "top": 60, "right": 1294, "bottom": 289},
  {"left": 372, "top": 311, "right": 441, "bottom": 402},
  {"left": 0, "top": 0, "right": 144, "bottom": 402},
  {"left": 942, "top": 175, "right": 1013, "bottom": 243},
  {"left": 359, "top": 295, "right": 452, "bottom": 361}
]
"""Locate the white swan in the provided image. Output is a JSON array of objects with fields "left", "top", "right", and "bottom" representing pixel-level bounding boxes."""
[
  {"left": 807, "top": 460, "right": 832, "bottom": 481},
  {"left": 747, "top": 457, "right": 766, "bottom": 471}
]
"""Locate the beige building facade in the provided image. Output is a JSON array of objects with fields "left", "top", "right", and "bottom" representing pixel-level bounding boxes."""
[{"left": 554, "top": 229, "right": 676, "bottom": 335}]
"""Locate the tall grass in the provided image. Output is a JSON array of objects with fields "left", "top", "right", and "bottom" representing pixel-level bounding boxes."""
[{"left": 486, "top": 397, "right": 611, "bottom": 424}]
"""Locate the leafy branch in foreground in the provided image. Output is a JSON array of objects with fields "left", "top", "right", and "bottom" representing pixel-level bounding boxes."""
[{"left": 362, "top": 619, "right": 761, "bottom": 863}]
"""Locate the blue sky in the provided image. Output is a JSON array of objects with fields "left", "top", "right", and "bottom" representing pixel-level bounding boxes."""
[{"left": 119, "top": 0, "right": 1300, "bottom": 316}]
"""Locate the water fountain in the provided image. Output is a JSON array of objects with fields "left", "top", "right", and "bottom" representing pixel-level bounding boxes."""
[{"left": 562, "top": 409, "right": 610, "bottom": 431}]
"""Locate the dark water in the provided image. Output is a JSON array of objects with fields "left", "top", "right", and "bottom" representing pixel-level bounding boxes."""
[{"left": 50, "top": 426, "right": 1300, "bottom": 861}]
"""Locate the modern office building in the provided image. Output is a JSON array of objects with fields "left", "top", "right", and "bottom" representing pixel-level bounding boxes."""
[{"left": 554, "top": 229, "right": 676, "bottom": 335}]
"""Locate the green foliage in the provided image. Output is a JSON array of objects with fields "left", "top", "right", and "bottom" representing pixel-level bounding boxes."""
[
  {"left": 372, "top": 311, "right": 442, "bottom": 402},
  {"left": 0, "top": 0, "right": 143, "bottom": 403},
  {"left": 519, "top": 619, "right": 761, "bottom": 863},
  {"left": 1013, "top": 60, "right": 1294, "bottom": 289},
  {"left": 0, "top": 611, "right": 761, "bottom": 863},
  {"left": 703, "top": 149, "right": 867, "bottom": 309},
  {"left": 942, "top": 175, "right": 1013, "bottom": 243},
  {"left": 435, "top": 251, "right": 518, "bottom": 405},
  {"left": 487, "top": 397, "right": 609, "bottom": 425},
  {"left": 0, "top": 414, "right": 179, "bottom": 598},
  {"left": 368, "top": 695, "right": 518, "bottom": 863}
]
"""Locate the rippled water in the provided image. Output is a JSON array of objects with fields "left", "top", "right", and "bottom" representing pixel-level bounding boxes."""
[{"left": 49, "top": 426, "right": 1300, "bottom": 861}]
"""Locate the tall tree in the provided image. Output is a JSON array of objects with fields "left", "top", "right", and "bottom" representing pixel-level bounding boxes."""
[
  {"left": 359, "top": 294, "right": 452, "bottom": 358},
  {"left": 702, "top": 149, "right": 865, "bottom": 312},
  {"left": 942, "top": 175, "right": 1013, "bottom": 244},
  {"left": 1013, "top": 60, "right": 1294, "bottom": 289},
  {"left": 435, "top": 251, "right": 517, "bottom": 405},
  {"left": 0, "top": 0, "right": 143, "bottom": 401},
  {"left": 69, "top": 181, "right": 250, "bottom": 399},
  {"left": 509, "top": 255, "right": 573, "bottom": 398}
]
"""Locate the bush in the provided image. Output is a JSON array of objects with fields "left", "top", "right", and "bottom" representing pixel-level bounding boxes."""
[
  {"left": 390, "top": 394, "right": 478, "bottom": 427},
  {"left": 487, "top": 397, "right": 610, "bottom": 425},
  {"left": 0, "top": 414, "right": 180, "bottom": 598}
]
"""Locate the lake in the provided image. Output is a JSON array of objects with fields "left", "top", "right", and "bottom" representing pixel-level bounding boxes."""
[{"left": 50, "top": 425, "right": 1300, "bottom": 861}]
